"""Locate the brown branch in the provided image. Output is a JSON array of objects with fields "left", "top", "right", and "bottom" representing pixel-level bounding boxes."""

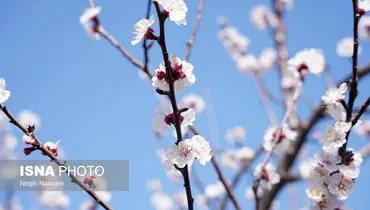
[
  {"left": 218, "top": 146, "right": 264, "bottom": 210},
  {"left": 87, "top": 2, "right": 240, "bottom": 208},
  {"left": 339, "top": 1, "right": 361, "bottom": 157},
  {"left": 98, "top": 27, "right": 153, "bottom": 78},
  {"left": 258, "top": 64, "right": 370, "bottom": 210},
  {"left": 87, "top": 0, "right": 153, "bottom": 78},
  {"left": 189, "top": 125, "right": 241, "bottom": 210},
  {"left": 352, "top": 97, "right": 370, "bottom": 125},
  {"left": 0, "top": 104, "right": 113, "bottom": 210},
  {"left": 184, "top": 0, "right": 205, "bottom": 61},
  {"left": 154, "top": 2, "right": 193, "bottom": 209},
  {"left": 346, "top": 0, "right": 360, "bottom": 122}
]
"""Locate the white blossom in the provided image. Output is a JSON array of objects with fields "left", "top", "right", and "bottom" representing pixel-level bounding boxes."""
[
  {"left": 150, "top": 191, "right": 173, "bottom": 210},
  {"left": 263, "top": 124, "right": 297, "bottom": 154},
  {"left": 338, "top": 151, "right": 363, "bottom": 178},
  {"left": 234, "top": 146, "right": 255, "bottom": 161},
  {"left": 336, "top": 37, "right": 361, "bottom": 57},
  {"left": 156, "top": 149, "right": 182, "bottom": 182},
  {"left": 0, "top": 113, "right": 9, "bottom": 132},
  {"left": 288, "top": 49, "right": 326, "bottom": 75},
  {"left": 237, "top": 55, "right": 263, "bottom": 73},
  {"left": 39, "top": 191, "right": 70, "bottom": 209},
  {"left": 220, "top": 150, "right": 239, "bottom": 170},
  {"left": 359, "top": 16, "right": 370, "bottom": 39},
  {"left": 220, "top": 147, "right": 255, "bottom": 170},
  {"left": 314, "top": 151, "right": 341, "bottom": 173},
  {"left": 147, "top": 179, "right": 162, "bottom": 191},
  {"left": 327, "top": 173, "right": 354, "bottom": 200},
  {"left": 152, "top": 103, "right": 195, "bottom": 136},
  {"left": 18, "top": 110, "right": 41, "bottom": 131},
  {"left": 173, "top": 190, "right": 187, "bottom": 207},
  {"left": 131, "top": 16, "right": 155, "bottom": 45},
  {"left": 322, "top": 83, "right": 347, "bottom": 106},
  {"left": 250, "top": 5, "right": 279, "bottom": 30},
  {"left": 181, "top": 94, "right": 206, "bottom": 113},
  {"left": 195, "top": 194, "right": 209, "bottom": 210},
  {"left": 43, "top": 140, "right": 60, "bottom": 156},
  {"left": 306, "top": 182, "right": 327, "bottom": 201},
  {"left": 2, "top": 135, "right": 17, "bottom": 150},
  {"left": 152, "top": 55, "right": 195, "bottom": 92},
  {"left": 282, "top": 73, "right": 302, "bottom": 94},
  {"left": 359, "top": 0, "right": 370, "bottom": 12},
  {"left": 23, "top": 135, "right": 35, "bottom": 145},
  {"left": 303, "top": 157, "right": 329, "bottom": 180},
  {"left": 218, "top": 25, "right": 249, "bottom": 61},
  {"left": 80, "top": 7, "right": 101, "bottom": 40},
  {"left": 205, "top": 181, "right": 225, "bottom": 198},
  {"left": 155, "top": 0, "right": 188, "bottom": 25},
  {"left": 259, "top": 48, "right": 277, "bottom": 70},
  {"left": 320, "top": 122, "right": 351, "bottom": 151},
  {"left": 0, "top": 78, "right": 10, "bottom": 104},
  {"left": 322, "top": 83, "right": 348, "bottom": 121},
  {"left": 311, "top": 196, "right": 347, "bottom": 210},
  {"left": 80, "top": 200, "right": 94, "bottom": 210},
  {"left": 225, "top": 126, "right": 246, "bottom": 143},
  {"left": 299, "top": 159, "right": 314, "bottom": 179},
  {"left": 254, "top": 163, "right": 280, "bottom": 190},
  {"left": 162, "top": 135, "right": 211, "bottom": 170}
]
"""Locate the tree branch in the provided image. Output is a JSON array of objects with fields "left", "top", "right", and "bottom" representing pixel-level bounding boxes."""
[
  {"left": 184, "top": 0, "right": 205, "bottom": 61},
  {"left": 0, "top": 104, "right": 113, "bottom": 210},
  {"left": 154, "top": 2, "right": 193, "bottom": 209},
  {"left": 189, "top": 125, "right": 241, "bottom": 210},
  {"left": 258, "top": 64, "right": 370, "bottom": 210}
]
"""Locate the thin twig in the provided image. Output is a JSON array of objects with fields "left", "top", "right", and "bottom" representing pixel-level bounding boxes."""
[
  {"left": 339, "top": 0, "right": 361, "bottom": 157},
  {"left": 352, "top": 97, "right": 370, "bottom": 125},
  {"left": 0, "top": 104, "right": 113, "bottom": 210},
  {"left": 252, "top": 75, "right": 278, "bottom": 125},
  {"left": 88, "top": 2, "right": 251, "bottom": 208},
  {"left": 98, "top": 27, "right": 153, "bottom": 78},
  {"left": 271, "top": 0, "right": 288, "bottom": 98},
  {"left": 252, "top": 83, "right": 302, "bottom": 210},
  {"left": 154, "top": 2, "right": 193, "bottom": 209},
  {"left": 189, "top": 125, "right": 241, "bottom": 210},
  {"left": 218, "top": 146, "right": 264, "bottom": 210},
  {"left": 143, "top": 0, "right": 153, "bottom": 75},
  {"left": 87, "top": 0, "right": 153, "bottom": 78},
  {"left": 184, "top": 0, "right": 205, "bottom": 61}
]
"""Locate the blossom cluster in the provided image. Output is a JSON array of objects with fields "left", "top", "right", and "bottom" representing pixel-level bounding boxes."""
[
  {"left": 303, "top": 83, "right": 363, "bottom": 210},
  {"left": 129, "top": 0, "right": 212, "bottom": 173},
  {"left": 218, "top": 19, "right": 277, "bottom": 74},
  {"left": 282, "top": 48, "right": 325, "bottom": 96}
]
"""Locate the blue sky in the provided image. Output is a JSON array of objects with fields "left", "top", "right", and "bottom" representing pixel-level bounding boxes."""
[{"left": 0, "top": 0, "right": 370, "bottom": 209}]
